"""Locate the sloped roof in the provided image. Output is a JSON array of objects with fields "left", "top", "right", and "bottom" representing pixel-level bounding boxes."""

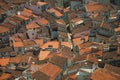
[{"left": 50, "top": 55, "right": 67, "bottom": 68}]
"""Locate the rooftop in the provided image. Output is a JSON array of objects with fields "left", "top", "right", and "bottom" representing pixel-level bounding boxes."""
[
  {"left": 37, "top": 1, "right": 47, "bottom": 6},
  {"left": 0, "top": 25, "right": 10, "bottom": 34},
  {"left": 50, "top": 55, "right": 67, "bottom": 68},
  {"left": 37, "top": 18, "right": 49, "bottom": 25},
  {"left": 47, "top": 8, "right": 63, "bottom": 17},
  {"left": 23, "top": 40, "right": 36, "bottom": 46},
  {"left": 39, "top": 51, "right": 51, "bottom": 60},
  {"left": 32, "top": 71, "right": 50, "bottom": 80},
  {"left": 13, "top": 41, "right": 24, "bottom": 48},
  {"left": 41, "top": 41, "right": 59, "bottom": 49},
  {"left": 85, "top": 2, "right": 112, "bottom": 13},
  {"left": 0, "top": 58, "right": 9, "bottom": 66},
  {"left": 39, "top": 63, "right": 62, "bottom": 80},
  {"left": 26, "top": 22, "right": 40, "bottom": 29}
]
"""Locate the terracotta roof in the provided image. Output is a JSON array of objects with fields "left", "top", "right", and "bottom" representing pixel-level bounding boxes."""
[
  {"left": 9, "top": 54, "right": 30, "bottom": 63},
  {"left": 32, "top": 71, "right": 50, "bottom": 80},
  {"left": 114, "top": 26, "right": 120, "bottom": 32},
  {"left": 13, "top": 41, "right": 24, "bottom": 48},
  {"left": 104, "top": 64, "right": 120, "bottom": 75},
  {"left": 21, "top": 10, "right": 33, "bottom": 18},
  {"left": 26, "top": 22, "right": 40, "bottom": 29},
  {"left": 37, "top": 1, "right": 47, "bottom": 6},
  {"left": 78, "top": 42, "right": 93, "bottom": 49},
  {"left": 56, "top": 19, "right": 66, "bottom": 25},
  {"left": 70, "top": 17, "right": 83, "bottom": 23},
  {"left": 69, "top": 73, "right": 77, "bottom": 80},
  {"left": 0, "top": 47, "right": 13, "bottom": 53},
  {"left": 0, "top": 25, "right": 10, "bottom": 34},
  {"left": 34, "top": 39, "right": 44, "bottom": 47},
  {"left": 0, "top": 58, "right": 9, "bottom": 66},
  {"left": 72, "top": 26, "right": 90, "bottom": 35},
  {"left": 80, "top": 47, "right": 92, "bottom": 53},
  {"left": 47, "top": 8, "right": 63, "bottom": 17},
  {"left": 41, "top": 41, "right": 59, "bottom": 49},
  {"left": 0, "top": 73, "right": 11, "bottom": 80},
  {"left": 91, "top": 68, "right": 119, "bottom": 80},
  {"left": 95, "top": 50, "right": 103, "bottom": 56},
  {"left": 24, "top": 8, "right": 32, "bottom": 13},
  {"left": 60, "top": 46, "right": 74, "bottom": 59},
  {"left": 39, "top": 51, "right": 51, "bottom": 60},
  {"left": 73, "top": 55, "right": 87, "bottom": 62},
  {"left": 73, "top": 38, "right": 84, "bottom": 46},
  {"left": 86, "top": 54, "right": 98, "bottom": 63},
  {"left": 15, "top": 14, "right": 29, "bottom": 20},
  {"left": 12, "top": 35, "right": 22, "bottom": 42},
  {"left": 50, "top": 55, "right": 67, "bottom": 68},
  {"left": 23, "top": 40, "right": 36, "bottom": 46},
  {"left": 61, "top": 42, "right": 71, "bottom": 48},
  {"left": 85, "top": 2, "right": 112, "bottom": 13},
  {"left": 38, "top": 18, "right": 49, "bottom": 25},
  {"left": 39, "top": 63, "right": 62, "bottom": 80}
]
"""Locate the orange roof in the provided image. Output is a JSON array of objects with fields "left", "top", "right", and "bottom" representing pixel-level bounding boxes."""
[
  {"left": 15, "top": 14, "right": 29, "bottom": 20},
  {"left": 39, "top": 51, "right": 51, "bottom": 60},
  {"left": 21, "top": 10, "right": 33, "bottom": 17},
  {"left": 73, "top": 38, "right": 83, "bottom": 46},
  {"left": 114, "top": 27, "right": 120, "bottom": 32},
  {"left": 85, "top": 2, "right": 111, "bottom": 13},
  {"left": 24, "top": 8, "right": 32, "bottom": 13},
  {"left": 38, "top": 18, "right": 48, "bottom": 25},
  {"left": 9, "top": 56, "right": 21, "bottom": 64},
  {"left": 61, "top": 42, "right": 71, "bottom": 48},
  {"left": 26, "top": 22, "right": 40, "bottom": 29},
  {"left": 87, "top": 54, "right": 98, "bottom": 63},
  {"left": 33, "top": 14, "right": 38, "bottom": 18},
  {"left": 47, "top": 8, "right": 63, "bottom": 17},
  {"left": 0, "top": 73, "right": 11, "bottom": 80},
  {"left": 37, "top": 1, "right": 47, "bottom": 6},
  {"left": 39, "top": 63, "right": 62, "bottom": 80},
  {"left": 78, "top": 42, "right": 93, "bottom": 49},
  {"left": 0, "top": 25, "right": 10, "bottom": 34},
  {"left": 0, "top": 58, "right": 9, "bottom": 66},
  {"left": 80, "top": 47, "right": 92, "bottom": 53},
  {"left": 57, "top": 7, "right": 69, "bottom": 13},
  {"left": 70, "top": 17, "right": 82, "bottom": 23},
  {"left": 69, "top": 73, "right": 77, "bottom": 80},
  {"left": 56, "top": 19, "right": 66, "bottom": 25},
  {"left": 34, "top": 39, "right": 44, "bottom": 47},
  {"left": 91, "top": 69, "right": 119, "bottom": 80},
  {"left": 96, "top": 50, "right": 103, "bottom": 56},
  {"left": 12, "top": 35, "right": 22, "bottom": 42},
  {"left": 13, "top": 41, "right": 24, "bottom": 47},
  {"left": 41, "top": 41, "right": 59, "bottom": 49}
]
